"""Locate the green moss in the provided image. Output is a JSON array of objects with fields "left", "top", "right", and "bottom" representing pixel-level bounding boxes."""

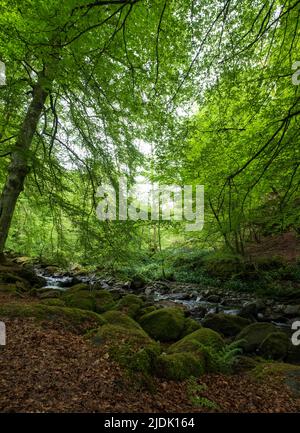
[
  {"left": 136, "top": 305, "right": 157, "bottom": 319},
  {"left": 180, "top": 328, "right": 225, "bottom": 351},
  {"left": 236, "top": 322, "right": 278, "bottom": 353},
  {"left": 139, "top": 307, "right": 185, "bottom": 342},
  {"left": 0, "top": 272, "right": 28, "bottom": 286},
  {"left": 94, "top": 290, "right": 116, "bottom": 313},
  {"left": 91, "top": 323, "right": 160, "bottom": 374},
  {"left": 155, "top": 352, "right": 206, "bottom": 380},
  {"left": 40, "top": 298, "right": 66, "bottom": 307},
  {"left": 63, "top": 291, "right": 96, "bottom": 311},
  {"left": 101, "top": 310, "right": 142, "bottom": 330},
  {"left": 0, "top": 272, "right": 29, "bottom": 292},
  {"left": 168, "top": 338, "right": 207, "bottom": 354},
  {"left": 258, "top": 332, "right": 289, "bottom": 360},
  {"left": 202, "top": 313, "right": 251, "bottom": 337},
  {"left": 116, "top": 294, "right": 144, "bottom": 318},
  {"left": 37, "top": 288, "right": 62, "bottom": 299},
  {"left": 92, "top": 323, "right": 151, "bottom": 346},
  {"left": 68, "top": 283, "right": 90, "bottom": 292},
  {"left": 203, "top": 254, "right": 243, "bottom": 280},
  {"left": 180, "top": 317, "right": 201, "bottom": 337},
  {"left": 0, "top": 283, "right": 18, "bottom": 293},
  {"left": 0, "top": 303, "right": 106, "bottom": 331},
  {"left": 250, "top": 361, "right": 300, "bottom": 381}
]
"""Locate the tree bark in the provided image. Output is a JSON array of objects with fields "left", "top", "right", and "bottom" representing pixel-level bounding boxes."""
[{"left": 0, "top": 76, "right": 50, "bottom": 260}]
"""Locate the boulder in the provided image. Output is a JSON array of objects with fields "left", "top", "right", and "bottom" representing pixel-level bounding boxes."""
[
  {"left": 91, "top": 323, "right": 159, "bottom": 374},
  {"left": 37, "top": 288, "right": 62, "bottom": 299},
  {"left": 139, "top": 307, "right": 185, "bottom": 341},
  {"left": 169, "top": 327, "right": 225, "bottom": 351},
  {"left": 93, "top": 290, "right": 116, "bottom": 313},
  {"left": 202, "top": 313, "right": 251, "bottom": 337},
  {"left": 63, "top": 291, "right": 96, "bottom": 311},
  {"left": 17, "top": 266, "right": 46, "bottom": 288},
  {"left": 155, "top": 352, "right": 206, "bottom": 380},
  {"left": 235, "top": 322, "right": 278, "bottom": 353},
  {"left": 130, "top": 275, "right": 146, "bottom": 291},
  {"left": 180, "top": 317, "right": 202, "bottom": 338},
  {"left": 258, "top": 331, "right": 290, "bottom": 360},
  {"left": 67, "top": 283, "right": 90, "bottom": 292},
  {"left": 0, "top": 303, "right": 106, "bottom": 332},
  {"left": 62, "top": 289, "right": 115, "bottom": 313},
  {"left": 240, "top": 300, "right": 266, "bottom": 319},
  {"left": 0, "top": 272, "right": 30, "bottom": 291},
  {"left": 205, "top": 294, "right": 221, "bottom": 303},
  {"left": 283, "top": 305, "right": 300, "bottom": 318},
  {"left": 116, "top": 294, "right": 144, "bottom": 318},
  {"left": 40, "top": 298, "right": 65, "bottom": 307},
  {"left": 101, "top": 310, "right": 142, "bottom": 330}
]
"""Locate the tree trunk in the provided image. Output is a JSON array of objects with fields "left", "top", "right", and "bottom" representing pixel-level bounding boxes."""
[{"left": 0, "top": 78, "right": 49, "bottom": 260}]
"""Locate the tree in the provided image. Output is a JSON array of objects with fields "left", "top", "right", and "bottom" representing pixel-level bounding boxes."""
[{"left": 0, "top": 0, "right": 195, "bottom": 260}]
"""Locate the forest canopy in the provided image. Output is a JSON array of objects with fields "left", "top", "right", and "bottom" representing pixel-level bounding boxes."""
[{"left": 0, "top": 0, "right": 299, "bottom": 270}]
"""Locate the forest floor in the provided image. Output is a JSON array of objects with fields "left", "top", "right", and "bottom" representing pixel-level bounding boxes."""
[{"left": 1, "top": 293, "right": 300, "bottom": 413}]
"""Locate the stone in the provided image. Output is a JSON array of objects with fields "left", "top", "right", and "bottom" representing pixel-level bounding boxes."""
[
  {"left": 235, "top": 322, "right": 278, "bottom": 353},
  {"left": 258, "top": 332, "right": 290, "bottom": 360},
  {"left": 202, "top": 313, "right": 251, "bottom": 337},
  {"left": 139, "top": 307, "right": 185, "bottom": 341}
]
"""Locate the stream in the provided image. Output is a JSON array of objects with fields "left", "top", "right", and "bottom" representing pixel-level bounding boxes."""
[{"left": 36, "top": 268, "right": 296, "bottom": 330}]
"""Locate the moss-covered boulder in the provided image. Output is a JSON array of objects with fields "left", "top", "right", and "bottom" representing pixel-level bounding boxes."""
[
  {"left": 136, "top": 305, "right": 157, "bottom": 320},
  {"left": 250, "top": 361, "right": 300, "bottom": 394},
  {"left": 116, "top": 294, "right": 144, "bottom": 318},
  {"left": 17, "top": 266, "right": 46, "bottom": 288},
  {"left": 62, "top": 289, "right": 115, "bottom": 313},
  {"left": 180, "top": 317, "right": 201, "bottom": 338},
  {"left": 101, "top": 310, "right": 142, "bottom": 330},
  {"left": 0, "top": 272, "right": 29, "bottom": 291},
  {"left": 258, "top": 332, "right": 290, "bottom": 360},
  {"left": 236, "top": 322, "right": 278, "bottom": 354},
  {"left": 40, "top": 298, "right": 66, "bottom": 307},
  {"left": 94, "top": 290, "right": 116, "bottom": 313},
  {"left": 37, "top": 288, "right": 62, "bottom": 299},
  {"left": 177, "top": 327, "right": 225, "bottom": 351},
  {"left": 91, "top": 323, "right": 159, "bottom": 374},
  {"left": 0, "top": 303, "right": 106, "bottom": 332},
  {"left": 139, "top": 307, "right": 185, "bottom": 341},
  {"left": 202, "top": 313, "right": 251, "bottom": 337},
  {"left": 63, "top": 291, "right": 96, "bottom": 311},
  {"left": 155, "top": 352, "right": 206, "bottom": 380},
  {"left": 0, "top": 266, "right": 45, "bottom": 290},
  {"left": 168, "top": 338, "right": 205, "bottom": 354},
  {"left": 67, "top": 283, "right": 90, "bottom": 292}
]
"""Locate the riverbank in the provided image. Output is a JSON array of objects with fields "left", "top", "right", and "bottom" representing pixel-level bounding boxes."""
[{"left": 1, "top": 258, "right": 300, "bottom": 412}]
